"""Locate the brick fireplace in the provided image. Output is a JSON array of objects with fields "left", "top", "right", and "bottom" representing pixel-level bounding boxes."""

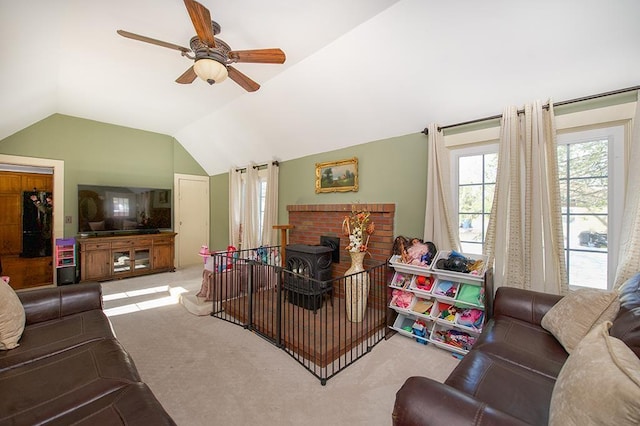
[{"left": 286, "top": 203, "right": 395, "bottom": 280}]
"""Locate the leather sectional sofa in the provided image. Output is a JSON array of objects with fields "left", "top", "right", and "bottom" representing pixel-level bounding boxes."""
[
  {"left": 392, "top": 276, "right": 640, "bottom": 425},
  {"left": 0, "top": 282, "right": 175, "bottom": 425}
]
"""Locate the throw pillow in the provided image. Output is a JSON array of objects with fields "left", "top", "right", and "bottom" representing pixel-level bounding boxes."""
[
  {"left": 0, "top": 277, "right": 26, "bottom": 350},
  {"left": 549, "top": 321, "right": 640, "bottom": 425},
  {"left": 541, "top": 287, "right": 619, "bottom": 353}
]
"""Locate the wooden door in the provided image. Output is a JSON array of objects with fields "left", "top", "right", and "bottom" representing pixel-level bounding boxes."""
[{"left": 174, "top": 174, "right": 209, "bottom": 267}]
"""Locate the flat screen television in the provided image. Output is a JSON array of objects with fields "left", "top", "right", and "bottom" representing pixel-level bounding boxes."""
[{"left": 78, "top": 185, "right": 172, "bottom": 235}]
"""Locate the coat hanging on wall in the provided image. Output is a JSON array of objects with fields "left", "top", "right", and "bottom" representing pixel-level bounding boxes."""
[{"left": 21, "top": 190, "right": 53, "bottom": 258}]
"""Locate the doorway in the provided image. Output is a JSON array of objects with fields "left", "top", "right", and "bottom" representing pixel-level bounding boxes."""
[
  {"left": 174, "top": 174, "right": 209, "bottom": 268},
  {"left": 0, "top": 155, "right": 65, "bottom": 289}
]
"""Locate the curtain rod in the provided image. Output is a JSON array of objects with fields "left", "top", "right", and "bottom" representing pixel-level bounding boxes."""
[
  {"left": 422, "top": 84, "right": 640, "bottom": 135},
  {"left": 235, "top": 161, "right": 279, "bottom": 173}
]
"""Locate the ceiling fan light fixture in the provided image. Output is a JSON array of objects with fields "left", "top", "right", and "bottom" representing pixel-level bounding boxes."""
[{"left": 194, "top": 58, "right": 228, "bottom": 85}]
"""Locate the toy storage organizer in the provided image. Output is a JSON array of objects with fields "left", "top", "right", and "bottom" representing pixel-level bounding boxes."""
[
  {"left": 388, "top": 251, "right": 489, "bottom": 355},
  {"left": 55, "top": 237, "right": 76, "bottom": 285}
]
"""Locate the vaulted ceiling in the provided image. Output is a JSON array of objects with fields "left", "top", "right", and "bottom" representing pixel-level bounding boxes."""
[{"left": 1, "top": 0, "right": 639, "bottom": 175}]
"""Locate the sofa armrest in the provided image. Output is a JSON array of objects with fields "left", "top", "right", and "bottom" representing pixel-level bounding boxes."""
[
  {"left": 393, "top": 377, "right": 529, "bottom": 426},
  {"left": 493, "top": 287, "right": 563, "bottom": 326},
  {"left": 17, "top": 282, "right": 103, "bottom": 325}
]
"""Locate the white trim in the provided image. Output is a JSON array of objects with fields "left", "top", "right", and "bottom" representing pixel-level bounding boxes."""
[
  {"left": 0, "top": 154, "right": 64, "bottom": 285},
  {"left": 444, "top": 101, "right": 637, "bottom": 148}
]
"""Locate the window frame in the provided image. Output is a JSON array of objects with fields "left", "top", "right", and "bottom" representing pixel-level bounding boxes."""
[
  {"left": 556, "top": 124, "right": 625, "bottom": 290},
  {"left": 450, "top": 142, "right": 499, "bottom": 255}
]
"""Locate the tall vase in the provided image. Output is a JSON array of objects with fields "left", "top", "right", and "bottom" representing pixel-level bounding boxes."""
[{"left": 345, "top": 251, "right": 370, "bottom": 322}]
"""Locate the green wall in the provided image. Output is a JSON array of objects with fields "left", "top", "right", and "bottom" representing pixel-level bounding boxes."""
[
  {"left": 0, "top": 114, "right": 206, "bottom": 237},
  {"left": 209, "top": 132, "right": 429, "bottom": 249},
  {"left": 210, "top": 173, "right": 229, "bottom": 249},
  {"left": 2, "top": 113, "right": 429, "bottom": 249}
]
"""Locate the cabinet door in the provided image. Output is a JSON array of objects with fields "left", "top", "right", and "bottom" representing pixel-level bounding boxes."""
[
  {"left": 0, "top": 173, "right": 21, "bottom": 192},
  {"left": 133, "top": 248, "right": 151, "bottom": 273},
  {"left": 153, "top": 242, "right": 174, "bottom": 271},
  {"left": 112, "top": 249, "right": 132, "bottom": 275},
  {"left": 84, "top": 249, "right": 112, "bottom": 280},
  {"left": 0, "top": 193, "right": 21, "bottom": 255},
  {"left": 22, "top": 174, "right": 53, "bottom": 192}
]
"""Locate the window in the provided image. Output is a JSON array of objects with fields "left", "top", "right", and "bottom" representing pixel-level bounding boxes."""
[
  {"left": 112, "top": 197, "right": 130, "bottom": 217},
  {"left": 557, "top": 125, "right": 624, "bottom": 290},
  {"left": 452, "top": 144, "right": 498, "bottom": 255}
]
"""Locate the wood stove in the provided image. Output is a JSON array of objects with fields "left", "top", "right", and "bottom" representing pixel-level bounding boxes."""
[{"left": 284, "top": 244, "right": 333, "bottom": 312}]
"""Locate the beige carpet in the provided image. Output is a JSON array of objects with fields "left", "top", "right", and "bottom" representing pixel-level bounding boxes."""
[{"left": 101, "top": 265, "right": 459, "bottom": 426}]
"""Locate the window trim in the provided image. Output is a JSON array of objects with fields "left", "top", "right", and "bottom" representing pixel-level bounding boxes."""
[
  {"left": 557, "top": 124, "right": 625, "bottom": 290},
  {"left": 450, "top": 142, "right": 499, "bottom": 254}
]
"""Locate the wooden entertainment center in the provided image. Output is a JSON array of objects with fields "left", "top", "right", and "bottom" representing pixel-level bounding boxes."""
[{"left": 78, "top": 232, "right": 176, "bottom": 282}]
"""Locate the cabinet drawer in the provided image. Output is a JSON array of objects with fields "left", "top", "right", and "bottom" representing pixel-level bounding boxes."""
[
  {"left": 111, "top": 239, "right": 152, "bottom": 249},
  {"left": 83, "top": 242, "right": 111, "bottom": 251}
]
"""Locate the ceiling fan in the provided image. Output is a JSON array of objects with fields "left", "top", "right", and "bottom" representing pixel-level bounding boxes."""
[{"left": 117, "top": 0, "right": 286, "bottom": 92}]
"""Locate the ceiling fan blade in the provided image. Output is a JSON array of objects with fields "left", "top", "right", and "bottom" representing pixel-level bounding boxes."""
[
  {"left": 176, "top": 66, "right": 197, "bottom": 84},
  {"left": 183, "top": 0, "right": 216, "bottom": 47},
  {"left": 227, "top": 66, "right": 260, "bottom": 92},
  {"left": 117, "top": 30, "right": 190, "bottom": 53},
  {"left": 228, "top": 48, "right": 286, "bottom": 64}
]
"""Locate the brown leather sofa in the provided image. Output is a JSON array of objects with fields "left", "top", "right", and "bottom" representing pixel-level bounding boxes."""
[
  {"left": 0, "top": 283, "right": 175, "bottom": 425},
  {"left": 392, "top": 277, "right": 640, "bottom": 425}
]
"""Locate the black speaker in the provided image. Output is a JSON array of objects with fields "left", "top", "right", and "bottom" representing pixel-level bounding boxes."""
[{"left": 57, "top": 267, "right": 76, "bottom": 285}]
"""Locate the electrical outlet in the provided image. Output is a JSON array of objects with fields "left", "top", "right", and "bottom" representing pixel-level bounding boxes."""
[{"left": 65, "top": 216, "right": 72, "bottom": 224}]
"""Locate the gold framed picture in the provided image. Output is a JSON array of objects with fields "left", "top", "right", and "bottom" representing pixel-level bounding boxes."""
[{"left": 315, "top": 157, "right": 359, "bottom": 193}]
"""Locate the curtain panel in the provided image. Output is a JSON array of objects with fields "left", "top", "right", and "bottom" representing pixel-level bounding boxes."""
[
  {"left": 424, "top": 123, "right": 461, "bottom": 252},
  {"left": 260, "top": 162, "right": 279, "bottom": 246},
  {"left": 485, "top": 101, "right": 568, "bottom": 294},
  {"left": 614, "top": 98, "right": 640, "bottom": 289},
  {"left": 241, "top": 162, "right": 260, "bottom": 249},
  {"left": 229, "top": 168, "right": 242, "bottom": 248}
]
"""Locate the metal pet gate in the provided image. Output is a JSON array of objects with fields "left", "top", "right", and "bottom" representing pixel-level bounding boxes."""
[{"left": 208, "top": 246, "right": 387, "bottom": 384}]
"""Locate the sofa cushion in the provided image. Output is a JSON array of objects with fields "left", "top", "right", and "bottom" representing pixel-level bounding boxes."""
[
  {"left": 549, "top": 321, "right": 640, "bottom": 426},
  {"left": 541, "top": 287, "right": 619, "bottom": 353},
  {"left": 0, "top": 339, "right": 142, "bottom": 424},
  {"left": 0, "top": 309, "right": 116, "bottom": 372},
  {"left": 42, "top": 383, "right": 176, "bottom": 426},
  {"left": 445, "top": 349, "right": 556, "bottom": 425},
  {"left": 0, "top": 277, "right": 26, "bottom": 350},
  {"left": 472, "top": 316, "right": 568, "bottom": 379}
]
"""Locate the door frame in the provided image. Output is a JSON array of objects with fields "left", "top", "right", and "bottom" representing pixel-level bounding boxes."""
[
  {"left": 173, "top": 173, "right": 210, "bottom": 268},
  {"left": 0, "top": 154, "right": 64, "bottom": 285}
]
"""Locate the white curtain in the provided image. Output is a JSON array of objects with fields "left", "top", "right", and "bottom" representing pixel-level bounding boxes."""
[
  {"left": 261, "top": 162, "right": 279, "bottom": 246},
  {"left": 229, "top": 167, "right": 242, "bottom": 248},
  {"left": 424, "top": 123, "right": 461, "bottom": 251},
  {"left": 485, "top": 101, "right": 568, "bottom": 294},
  {"left": 241, "top": 162, "right": 261, "bottom": 249},
  {"left": 614, "top": 98, "right": 640, "bottom": 289}
]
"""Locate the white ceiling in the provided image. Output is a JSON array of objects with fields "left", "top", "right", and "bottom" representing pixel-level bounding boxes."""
[{"left": 1, "top": 0, "right": 639, "bottom": 175}]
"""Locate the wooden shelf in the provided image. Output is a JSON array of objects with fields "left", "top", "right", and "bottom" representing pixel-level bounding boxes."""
[{"left": 78, "top": 232, "right": 176, "bottom": 282}]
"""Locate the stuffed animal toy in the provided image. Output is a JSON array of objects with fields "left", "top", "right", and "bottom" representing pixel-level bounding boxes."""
[{"left": 406, "top": 238, "right": 437, "bottom": 266}]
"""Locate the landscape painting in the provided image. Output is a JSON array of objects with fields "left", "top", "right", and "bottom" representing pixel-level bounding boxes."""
[{"left": 315, "top": 157, "right": 359, "bottom": 193}]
